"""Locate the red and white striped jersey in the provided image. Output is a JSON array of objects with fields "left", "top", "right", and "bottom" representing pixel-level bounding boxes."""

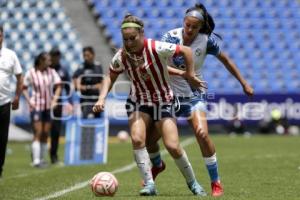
[
  {"left": 110, "top": 39, "right": 180, "bottom": 105},
  {"left": 24, "top": 67, "right": 61, "bottom": 111}
]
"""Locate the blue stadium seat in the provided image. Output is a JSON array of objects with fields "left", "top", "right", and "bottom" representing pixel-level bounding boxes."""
[{"left": 89, "top": 0, "right": 300, "bottom": 94}]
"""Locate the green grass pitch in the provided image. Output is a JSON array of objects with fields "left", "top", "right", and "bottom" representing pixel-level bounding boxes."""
[{"left": 1, "top": 135, "right": 300, "bottom": 200}]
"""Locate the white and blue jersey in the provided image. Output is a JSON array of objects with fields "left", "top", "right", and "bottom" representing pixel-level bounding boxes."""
[{"left": 161, "top": 27, "right": 221, "bottom": 116}]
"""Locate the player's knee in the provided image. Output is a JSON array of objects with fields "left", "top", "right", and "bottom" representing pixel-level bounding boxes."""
[
  {"left": 130, "top": 134, "right": 145, "bottom": 148},
  {"left": 195, "top": 126, "right": 208, "bottom": 140},
  {"left": 165, "top": 143, "right": 181, "bottom": 157}
]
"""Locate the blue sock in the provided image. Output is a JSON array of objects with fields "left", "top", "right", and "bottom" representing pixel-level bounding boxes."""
[
  {"left": 149, "top": 152, "right": 162, "bottom": 167},
  {"left": 204, "top": 153, "right": 220, "bottom": 182},
  {"left": 206, "top": 162, "right": 219, "bottom": 182}
]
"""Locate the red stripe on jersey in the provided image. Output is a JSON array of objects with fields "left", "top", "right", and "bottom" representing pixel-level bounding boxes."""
[
  {"left": 121, "top": 54, "right": 143, "bottom": 103},
  {"left": 144, "top": 39, "right": 167, "bottom": 103},
  {"left": 174, "top": 45, "right": 180, "bottom": 57},
  {"left": 151, "top": 40, "right": 173, "bottom": 102},
  {"left": 30, "top": 69, "right": 39, "bottom": 111}
]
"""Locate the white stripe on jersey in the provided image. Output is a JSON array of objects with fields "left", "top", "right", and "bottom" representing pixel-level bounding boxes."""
[
  {"left": 25, "top": 68, "right": 61, "bottom": 111},
  {"left": 111, "top": 39, "right": 177, "bottom": 105}
]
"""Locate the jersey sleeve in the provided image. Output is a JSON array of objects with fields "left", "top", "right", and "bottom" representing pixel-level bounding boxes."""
[
  {"left": 23, "top": 70, "right": 32, "bottom": 88},
  {"left": 12, "top": 51, "right": 22, "bottom": 75},
  {"left": 161, "top": 32, "right": 181, "bottom": 44},
  {"left": 154, "top": 40, "right": 180, "bottom": 58},
  {"left": 207, "top": 35, "right": 222, "bottom": 56},
  {"left": 109, "top": 50, "right": 125, "bottom": 74}
]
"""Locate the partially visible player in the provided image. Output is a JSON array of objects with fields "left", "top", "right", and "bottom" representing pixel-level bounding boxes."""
[
  {"left": 145, "top": 3, "right": 254, "bottom": 197},
  {"left": 49, "top": 48, "right": 72, "bottom": 164},
  {"left": 0, "top": 25, "right": 23, "bottom": 178},
  {"left": 93, "top": 14, "right": 207, "bottom": 196},
  {"left": 23, "top": 52, "right": 61, "bottom": 167}
]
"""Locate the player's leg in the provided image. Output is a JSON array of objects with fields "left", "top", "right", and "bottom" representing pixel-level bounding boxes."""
[
  {"left": 155, "top": 117, "right": 206, "bottom": 196},
  {"left": 128, "top": 110, "right": 157, "bottom": 196},
  {"left": 40, "top": 120, "right": 51, "bottom": 165},
  {"left": 189, "top": 110, "right": 223, "bottom": 197},
  {"left": 50, "top": 106, "right": 62, "bottom": 163},
  {"left": 145, "top": 126, "right": 166, "bottom": 181},
  {"left": 0, "top": 102, "right": 11, "bottom": 177},
  {"left": 31, "top": 119, "right": 43, "bottom": 167}
]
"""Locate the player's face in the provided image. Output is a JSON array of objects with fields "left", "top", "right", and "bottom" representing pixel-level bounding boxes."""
[
  {"left": 122, "top": 28, "right": 143, "bottom": 53},
  {"left": 183, "top": 16, "right": 203, "bottom": 41},
  {"left": 40, "top": 54, "right": 51, "bottom": 70}
]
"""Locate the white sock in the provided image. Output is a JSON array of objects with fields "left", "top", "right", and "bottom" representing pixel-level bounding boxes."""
[
  {"left": 133, "top": 147, "right": 154, "bottom": 185},
  {"left": 40, "top": 142, "right": 48, "bottom": 163},
  {"left": 204, "top": 153, "right": 217, "bottom": 165},
  {"left": 32, "top": 141, "right": 41, "bottom": 165},
  {"left": 174, "top": 150, "right": 196, "bottom": 183}
]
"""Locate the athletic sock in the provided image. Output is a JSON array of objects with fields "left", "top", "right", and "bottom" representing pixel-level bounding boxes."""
[
  {"left": 32, "top": 141, "right": 41, "bottom": 165},
  {"left": 40, "top": 142, "right": 48, "bottom": 163},
  {"left": 204, "top": 153, "right": 220, "bottom": 182},
  {"left": 149, "top": 151, "right": 162, "bottom": 168},
  {"left": 134, "top": 147, "right": 154, "bottom": 185},
  {"left": 174, "top": 150, "right": 196, "bottom": 183}
]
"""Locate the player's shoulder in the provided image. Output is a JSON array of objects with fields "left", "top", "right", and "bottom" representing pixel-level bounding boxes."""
[
  {"left": 162, "top": 28, "right": 182, "bottom": 44},
  {"left": 2, "top": 47, "right": 17, "bottom": 57},
  {"left": 167, "top": 27, "right": 183, "bottom": 37},
  {"left": 207, "top": 34, "right": 222, "bottom": 45}
]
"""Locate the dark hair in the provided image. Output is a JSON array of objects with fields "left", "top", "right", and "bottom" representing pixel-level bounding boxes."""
[
  {"left": 50, "top": 47, "right": 61, "bottom": 56},
  {"left": 0, "top": 25, "right": 3, "bottom": 33},
  {"left": 121, "top": 13, "right": 144, "bottom": 32},
  {"left": 186, "top": 3, "right": 220, "bottom": 38},
  {"left": 34, "top": 52, "right": 48, "bottom": 68},
  {"left": 83, "top": 46, "right": 95, "bottom": 55}
]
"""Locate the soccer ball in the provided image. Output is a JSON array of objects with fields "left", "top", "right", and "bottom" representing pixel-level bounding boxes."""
[
  {"left": 90, "top": 172, "right": 118, "bottom": 197},
  {"left": 117, "top": 130, "right": 129, "bottom": 142}
]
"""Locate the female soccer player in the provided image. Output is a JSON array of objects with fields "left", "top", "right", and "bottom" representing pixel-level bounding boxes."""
[
  {"left": 93, "top": 14, "right": 207, "bottom": 196},
  {"left": 23, "top": 52, "right": 61, "bottom": 167},
  {"left": 145, "top": 3, "right": 254, "bottom": 197}
]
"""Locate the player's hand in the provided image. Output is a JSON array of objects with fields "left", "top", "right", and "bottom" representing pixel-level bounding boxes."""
[
  {"left": 11, "top": 96, "right": 20, "bottom": 110},
  {"left": 93, "top": 98, "right": 105, "bottom": 113},
  {"left": 243, "top": 83, "right": 254, "bottom": 97},
  {"left": 51, "top": 100, "right": 58, "bottom": 109},
  {"left": 186, "top": 75, "right": 208, "bottom": 90}
]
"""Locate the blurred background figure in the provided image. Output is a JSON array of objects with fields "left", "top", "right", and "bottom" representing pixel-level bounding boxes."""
[
  {"left": 23, "top": 52, "right": 61, "bottom": 167},
  {"left": 270, "top": 109, "right": 289, "bottom": 135},
  {"left": 258, "top": 108, "right": 289, "bottom": 135},
  {"left": 226, "top": 104, "right": 251, "bottom": 136},
  {"left": 73, "top": 46, "right": 103, "bottom": 119},
  {"left": 49, "top": 48, "right": 72, "bottom": 164},
  {"left": 0, "top": 25, "right": 23, "bottom": 178}
]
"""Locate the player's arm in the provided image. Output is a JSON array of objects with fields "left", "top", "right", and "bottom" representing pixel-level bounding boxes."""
[
  {"left": 93, "top": 72, "right": 119, "bottom": 113},
  {"left": 51, "top": 84, "right": 62, "bottom": 109},
  {"left": 217, "top": 52, "right": 253, "bottom": 96},
  {"left": 12, "top": 73, "right": 23, "bottom": 110}
]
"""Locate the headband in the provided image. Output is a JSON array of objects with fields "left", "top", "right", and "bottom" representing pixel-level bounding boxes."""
[
  {"left": 121, "top": 22, "right": 142, "bottom": 29},
  {"left": 185, "top": 10, "right": 204, "bottom": 21}
]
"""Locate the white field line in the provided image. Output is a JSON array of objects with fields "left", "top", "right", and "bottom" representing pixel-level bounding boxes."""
[
  {"left": 7, "top": 164, "right": 65, "bottom": 180},
  {"left": 33, "top": 137, "right": 195, "bottom": 200}
]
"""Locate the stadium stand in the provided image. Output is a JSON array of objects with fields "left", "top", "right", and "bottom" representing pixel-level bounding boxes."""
[
  {"left": 0, "top": 0, "right": 82, "bottom": 72},
  {"left": 88, "top": 0, "right": 300, "bottom": 94}
]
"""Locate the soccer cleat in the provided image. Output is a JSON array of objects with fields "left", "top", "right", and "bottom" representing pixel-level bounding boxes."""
[
  {"left": 187, "top": 180, "right": 207, "bottom": 196},
  {"left": 152, "top": 160, "right": 166, "bottom": 181},
  {"left": 211, "top": 181, "right": 224, "bottom": 197},
  {"left": 139, "top": 183, "right": 157, "bottom": 196}
]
